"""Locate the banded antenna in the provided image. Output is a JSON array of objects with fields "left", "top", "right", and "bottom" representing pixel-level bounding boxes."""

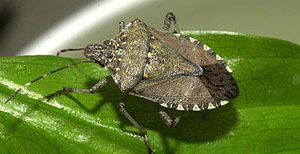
[
  {"left": 5, "top": 59, "right": 93, "bottom": 103},
  {"left": 56, "top": 48, "right": 85, "bottom": 56}
]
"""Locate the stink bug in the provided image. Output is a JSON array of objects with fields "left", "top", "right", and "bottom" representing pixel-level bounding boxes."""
[{"left": 5, "top": 12, "right": 239, "bottom": 153}]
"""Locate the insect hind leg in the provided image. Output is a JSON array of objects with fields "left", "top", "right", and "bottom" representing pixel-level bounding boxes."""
[
  {"left": 118, "top": 98, "right": 153, "bottom": 154},
  {"left": 162, "top": 12, "right": 180, "bottom": 33},
  {"left": 46, "top": 77, "right": 108, "bottom": 100}
]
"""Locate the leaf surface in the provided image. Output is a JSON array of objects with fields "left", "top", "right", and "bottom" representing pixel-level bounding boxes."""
[{"left": 0, "top": 31, "right": 300, "bottom": 154}]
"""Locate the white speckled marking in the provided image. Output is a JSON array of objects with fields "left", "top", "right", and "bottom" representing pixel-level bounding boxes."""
[
  {"left": 160, "top": 102, "right": 168, "bottom": 108},
  {"left": 124, "top": 22, "right": 132, "bottom": 30},
  {"left": 203, "top": 44, "right": 211, "bottom": 51},
  {"left": 192, "top": 104, "right": 201, "bottom": 111},
  {"left": 173, "top": 33, "right": 181, "bottom": 37},
  {"left": 216, "top": 54, "right": 224, "bottom": 61},
  {"left": 189, "top": 37, "right": 197, "bottom": 43},
  {"left": 176, "top": 104, "right": 184, "bottom": 110},
  {"left": 207, "top": 103, "right": 216, "bottom": 109},
  {"left": 220, "top": 100, "right": 229, "bottom": 106},
  {"left": 226, "top": 65, "right": 233, "bottom": 73}
]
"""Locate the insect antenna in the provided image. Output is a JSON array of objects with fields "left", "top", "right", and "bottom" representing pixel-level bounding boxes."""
[
  {"left": 5, "top": 59, "right": 93, "bottom": 103},
  {"left": 56, "top": 48, "right": 85, "bottom": 56}
]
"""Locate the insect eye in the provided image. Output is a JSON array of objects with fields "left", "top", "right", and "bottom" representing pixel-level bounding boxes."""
[{"left": 99, "top": 59, "right": 106, "bottom": 67}]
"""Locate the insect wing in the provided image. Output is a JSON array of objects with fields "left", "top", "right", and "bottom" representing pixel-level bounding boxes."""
[{"left": 130, "top": 75, "right": 215, "bottom": 111}]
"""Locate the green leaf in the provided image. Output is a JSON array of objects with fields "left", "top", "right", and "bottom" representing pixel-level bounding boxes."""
[{"left": 0, "top": 31, "right": 300, "bottom": 154}]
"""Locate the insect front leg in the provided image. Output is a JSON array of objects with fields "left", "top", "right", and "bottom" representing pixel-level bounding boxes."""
[
  {"left": 159, "top": 110, "right": 181, "bottom": 127},
  {"left": 162, "top": 12, "right": 180, "bottom": 33},
  {"left": 118, "top": 99, "right": 154, "bottom": 154},
  {"left": 46, "top": 77, "right": 108, "bottom": 100}
]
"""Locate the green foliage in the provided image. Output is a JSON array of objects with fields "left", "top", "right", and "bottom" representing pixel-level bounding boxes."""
[{"left": 0, "top": 31, "right": 299, "bottom": 154}]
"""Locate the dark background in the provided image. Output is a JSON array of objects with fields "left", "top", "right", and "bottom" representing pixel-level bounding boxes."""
[{"left": 0, "top": 0, "right": 299, "bottom": 57}]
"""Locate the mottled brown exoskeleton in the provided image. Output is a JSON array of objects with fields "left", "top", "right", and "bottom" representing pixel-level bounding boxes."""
[{"left": 6, "top": 12, "right": 239, "bottom": 153}]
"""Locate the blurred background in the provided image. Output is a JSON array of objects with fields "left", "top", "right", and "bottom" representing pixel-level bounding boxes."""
[{"left": 0, "top": 0, "right": 299, "bottom": 57}]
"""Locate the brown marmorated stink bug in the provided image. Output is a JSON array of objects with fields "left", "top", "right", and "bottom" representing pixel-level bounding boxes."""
[{"left": 5, "top": 12, "right": 239, "bottom": 153}]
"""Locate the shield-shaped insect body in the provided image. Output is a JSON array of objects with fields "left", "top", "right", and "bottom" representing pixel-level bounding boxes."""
[
  {"left": 86, "top": 18, "right": 239, "bottom": 111},
  {"left": 6, "top": 12, "right": 239, "bottom": 153}
]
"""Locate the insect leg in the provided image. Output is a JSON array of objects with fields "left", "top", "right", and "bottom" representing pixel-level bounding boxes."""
[
  {"left": 46, "top": 77, "right": 108, "bottom": 100},
  {"left": 5, "top": 59, "right": 92, "bottom": 103},
  {"left": 119, "top": 21, "right": 126, "bottom": 33},
  {"left": 162, "top": 12, "right": 180, "bottom": 33},
  {"left": 56, "top": 48, "right": 85, "bottom": 56},
  {"left": 159, "top": 111, "right": 180, "bottom": 127},
  {"left": 118, "top": 101, "right": 153, "bottom": 154}
]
